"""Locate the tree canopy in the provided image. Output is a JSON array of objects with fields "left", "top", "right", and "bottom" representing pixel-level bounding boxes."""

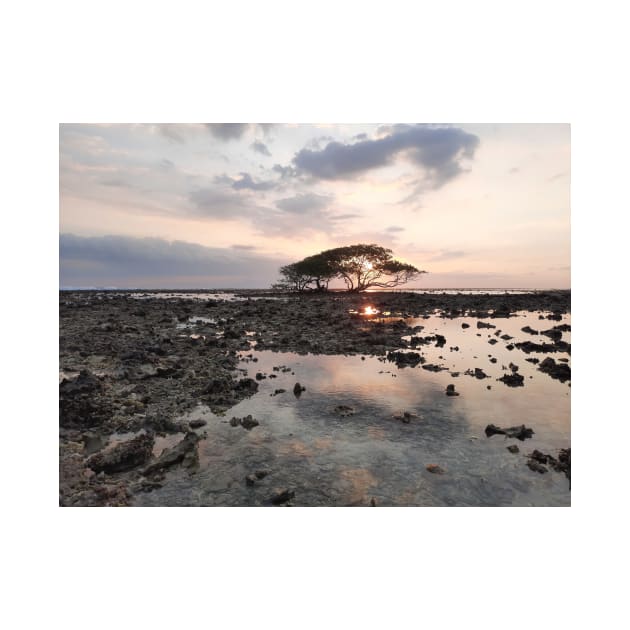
[{"left": 273, "top": 244, "right": 426, "bottom": 292}]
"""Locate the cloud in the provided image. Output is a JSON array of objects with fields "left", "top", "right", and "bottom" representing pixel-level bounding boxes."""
[
  {"left": 60, "top": 234, "right": 284, "bottom": 288},
  {"left": 291, "top": 124, "right": 479, "bottom": 189},
  {"left": 272, "top": 164, "right": 297, "bottom": 178},
  {"left": 251, "top": 141, "right": 271, "bottom": 157},
  {"left": 231, "top": 244, "right": 256, "bottom": 250},
  {"left": 206, "top": 124, "right": 276, "bottom": 141},
  {"left": 276, "top": 193, "right": 332, "bottom": 214},
  {"left": 547, "top": 171, "right": 569, "bottom": 183},
  {"left": 213, "top": 172, "right": 277, "bottom": 191},
  {"left": 206, "top": 123, "right": 250, "bottom": 141},
  {"left": 386, "top": 225, "right": 405, "bottom": 232},
  {"left": 188, "top": 187, "right": 254, "bottom": 218}
]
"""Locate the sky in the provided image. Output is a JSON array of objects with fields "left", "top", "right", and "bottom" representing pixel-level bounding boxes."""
[{"left": 59, "top": 123, "right": 570, "bottom": 289}]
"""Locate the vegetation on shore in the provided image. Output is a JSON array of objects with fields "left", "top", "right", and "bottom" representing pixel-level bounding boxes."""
[{"left": 273, "top": 243, "right": 426, "bottom": 292}]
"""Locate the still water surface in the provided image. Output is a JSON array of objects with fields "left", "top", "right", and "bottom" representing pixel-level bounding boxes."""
[{"left": 134, "top": 311, "right": 570, "bottom": 507}]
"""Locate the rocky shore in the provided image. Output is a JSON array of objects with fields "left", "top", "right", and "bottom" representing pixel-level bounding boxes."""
[{"left": 59, "top": 289, "right": 570, "bottom": 506}]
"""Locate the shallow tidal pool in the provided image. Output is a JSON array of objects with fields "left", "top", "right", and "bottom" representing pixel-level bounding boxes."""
[{"left": 134, "top": 311, "right": 570, "bottom": 507}]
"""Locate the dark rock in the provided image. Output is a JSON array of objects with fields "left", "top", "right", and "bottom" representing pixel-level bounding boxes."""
[
  {"left": 143, "top": 432, "right": 200, "bottom": 475},
  {"left": 527, "top": 460, "right": 548, "bottom": 474},
  {"left": 293, "top": 382, "right": 306, "bottom": 396},
  {"left": 498, "top": 372, "right": 524, "bottom": 387},
  {"left": 189, "top": 419, "right": 207, "bottom": 429},
  {"left": 538, "top": 357, "right": 571, "bottom": 382},
  {"left": 270, "top": 488, "right": 295, "bottom": 505},
  {"left": 435, "top": 334, "right": 446, "bottom": 348},
  {"left": 461, "top": 323, "right": 470, "bottom": 329},
  {"left": 426, "top": 464, "right": 445, "bottom": 474},
  {"left": 541, "top": 328, "right": 563, "bottom": 341},
  {"left": 507, "top": 444, "right": 520, "bottom": 453},
  {"left": 238, "top": 415, "right": 259, "bottom": 430},
  {"left": 255, "top": 372, "right": 266, "bottom": 380},
  {"left": 500, "top": 334, "right": 513, "bottom": 340},
  {"left": 488, "top": 339, "right": 498, "bottom": 345},
  {"left": 245, "top": 474, "right": 257, "bottom": 486},
  {"left": 485, "top": 423, "right": 534, "bottom": 440},
  {"left": 88, "top": 433, "right": 155, "bottom": 474},
  {"left": 255, "top": 469, "right": 270, "bottom": 479},
  {"left": 422, "top": 363, "right": 443, "bottom": 372},
  {"left": 474, "top": 368, "right": 488, "bottom": 379},
  {"left": 387, "top": 351, "right": 424, "bottom": 367},
  {"left": 446, "top": 384, "right": 459, "bottom": 396},
  {"left": 334, "top": 405, "right": 355, "bottom": 417},
  {"left": 477, "top": 321, "right": 496, "bottom": 329},
  {"left": 234, "top": 378, "right": 259, "bottom": 394},
  {"left": 521, "top": 326, "right": 539, "bottom": 335},
  {"left": 82, "top": 432, "right": 106, "bottom": 455},
  {"left": 272, "top": 388, "right": 286, "bottom": 396}
]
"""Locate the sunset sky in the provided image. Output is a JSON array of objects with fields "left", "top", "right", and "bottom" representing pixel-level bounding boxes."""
[{"left": 59, "top": 123, "right": 570, "bottom": 289}]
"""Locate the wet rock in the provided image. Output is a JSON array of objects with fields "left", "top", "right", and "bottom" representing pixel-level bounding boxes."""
[
  {"left": 422, "top": 363, "right": 443, "bottom": 372},
  {"left": 393, "top": 411, "right": 417, "bottom": 423},
  {"left": 474, "top": 368, "right": 488, "bottom": 379},
  {"left": 60, "top": 370, "right": 112, "bottom": 429},
  {"left": 525, "top": 357, "right": 540, "bottom": 364},
  {"left": 488, "top": 339, "right": 498, "bottom": 345},
  {"left": 234, "top": 378, "right": 259, "bottom": 394},
  {"left": 500, "top": 334, "right": 513, "bottom": 340},
  {"left": 538, "top": 357, "right": 571, "bottom": 382},
  {"left": 387, "top": 351, "right": 424, "bottom": 367},
  {"left": 293, "top": 382, "right": 306, "bottom": 396},
  {"left": 446, "top": 384, "right": 459, "bottom": 396},
  {"left": 88, "top": 433, "right": 155, "bottom": 474},
  {"left": 270, "top": 488, "right": 295, "bottom": 505},
  {"left": 232, "top": 414, "right": 259, "bottom": 430},
  {"left": 507, "top": 444, "right": 520, "bottom": 453},
  {"left": 334, "top": 405, "right": 355, "bottom": 417},
  {"left": 435, "top": 334, "right": 446, "bottom": 348},
  {"left": 82, "top": 432, "right": 106, "bottom": 455},
  {"left": 426, "top": 464, "right": 445, "bottom": 474},
  {"left": 143, "top": 432, "right": 200, "bottom": 475},
  {"left": 272, "top": 388, "right": 286, "bottom": 396},
  {"left": 485, "top": 423, "right": 534, "bottom": 440},
  {"left": 477, "top": 321, "right": 496, "bottom": 329},
  {"left": 189, "top": 419, "right": 207, "bottom": 429},
  {"left": 489, "top": 357, "right": 497, "bottom": 363},
  {"left": 461, "top": 323, "right": 470, "bottom": 329},
  {"left": 541, "top": 328, "right": 563, "bottom": 341},
  {"left": 509, "top": 363, "right": 519, "bottom": 373},
  {"left": 521, "top": 326, "right": 539, "bottom": 335},
  {"left": 255, "top": 372, "right": 267, "bottom": 380},
  {"left": 527, "top": 460, "right": 548, "bottom": 474},
  {"left": 498, "top": 372, "right": 524, "bottom": 387},
  {"left": 255, "top": 469, "right": 270, "bottom": 479}
]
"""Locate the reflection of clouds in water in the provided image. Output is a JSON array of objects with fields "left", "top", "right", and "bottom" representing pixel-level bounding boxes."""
[{"left": 135, "top": 314, "right": 570, "bottom": 506}]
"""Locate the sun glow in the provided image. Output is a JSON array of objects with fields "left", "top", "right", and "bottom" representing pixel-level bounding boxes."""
[{"left": 364, "top": 306, "right": 379, "bottom": 315}]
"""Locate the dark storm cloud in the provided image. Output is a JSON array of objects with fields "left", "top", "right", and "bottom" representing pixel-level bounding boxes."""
[
  {"left": 275, "top": 193, "right": 332, "bottom": 214},
  {"left": 292, "top": 124, "right": 479, "bottom": 187},
  {"left": 59, "top": 234, "right": 284, "bottom": 288},
  {"left": 251, "top": 141, "right": 272, "bottom": 157}
]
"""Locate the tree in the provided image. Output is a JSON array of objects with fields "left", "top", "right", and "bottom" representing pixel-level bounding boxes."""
[{"left": 274, "top": 243, "right": 426, "bottom": 292}]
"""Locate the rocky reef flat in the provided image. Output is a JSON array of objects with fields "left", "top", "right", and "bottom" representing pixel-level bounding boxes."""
[{"left": 59, "top": 289, "right": 570, "bottom": 506}]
